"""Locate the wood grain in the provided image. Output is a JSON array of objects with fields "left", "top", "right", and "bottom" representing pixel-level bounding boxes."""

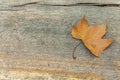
[
  {"left": 0, "top": 0, "right": 120, "bottom": 80},
  {"left": 0, "top": 0, "right": 120, "bottom": 5}
]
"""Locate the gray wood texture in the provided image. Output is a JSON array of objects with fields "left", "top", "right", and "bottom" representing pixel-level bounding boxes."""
[{"left": 0, "top": 0, "right": 120, "bottom": 80}]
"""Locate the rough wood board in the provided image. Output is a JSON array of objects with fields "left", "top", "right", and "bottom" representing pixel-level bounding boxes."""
[
  {"left": 0, "top": 0, "right": 120, "bottom": 80},
  {"left": 0, "top": 0, "right": 120, "bottom": 5}
]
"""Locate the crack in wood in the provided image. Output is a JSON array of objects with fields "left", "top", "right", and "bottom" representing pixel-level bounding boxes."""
[
  {"left": 12, "top": 2, "right": 38, "bottom": 7},
  {"left": 12, "top": 2, "right": 120, "bottom": 7},
  {"left": 43, "top": 3, "right": 120, "bottom": 7}
]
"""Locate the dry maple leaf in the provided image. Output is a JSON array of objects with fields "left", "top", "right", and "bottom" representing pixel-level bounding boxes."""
[{"left": 71, "top": 17, "right": 112, "bottom": 58}]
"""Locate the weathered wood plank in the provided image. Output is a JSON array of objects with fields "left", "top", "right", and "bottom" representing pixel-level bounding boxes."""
[
  {"left": 0, "top": 0, "right": 120, "bottom": 5},
  {"left": 0, "top": 0, "right": 120, "bottom": 9},
  {"left": 0, "top": 1, "right": 120, "bottom": 80}
]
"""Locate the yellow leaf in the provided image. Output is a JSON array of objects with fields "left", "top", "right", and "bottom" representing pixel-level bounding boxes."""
[{"left": 71, "top": 17, "right": 112, "bottom": 56}]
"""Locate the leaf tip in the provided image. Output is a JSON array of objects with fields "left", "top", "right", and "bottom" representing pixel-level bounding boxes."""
[{"left": 82, "top": 16, "right": 86, "bottom": 21}]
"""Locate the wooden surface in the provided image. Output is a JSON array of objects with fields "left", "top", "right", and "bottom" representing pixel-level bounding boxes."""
[{"left": 0, "top": 0, "right": 120, "bottom": 80}]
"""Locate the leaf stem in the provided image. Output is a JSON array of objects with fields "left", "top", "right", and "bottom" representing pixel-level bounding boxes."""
[{"left": 72, "top": 42, "right": 81, "bottom": 59}]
